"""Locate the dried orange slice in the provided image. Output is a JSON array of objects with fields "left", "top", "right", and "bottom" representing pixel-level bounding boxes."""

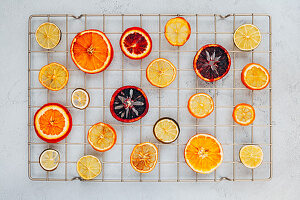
[
  {"left": 71, "top": 88, "right": 90, "bottom": 109},
  {"left": 120, "top": 27, "right": 152, "bottom": 60},
  {"left": 241, "top": 63, "right": 270, "bottom": 90},
  {"left": 146, "top": 58, "right": 177, "bottom": 88},
  {"left": 34, "top": 103, "right": 72, "bottom": 143},
  {"left": 233, "top": 103, "right": 255, "bottom": 126},
  {"left": 35, "top": 22, "right": 61, "bottom": 49},
  {"left": 153, "top": 117, "right": 180, "bottom": 144},
  {"left": 165, "top": 17, "right": 191, "bottom": 46},
  {"left": 130, "top": 142, "right": 158, "bottom": 173},
  {"left": 188, "top": 93, "right": 214, "bottom": 118},
  {"left": 39, "top": 149, "right": 60, "bottom": 171},
  {"left": 87, "top": 122, "right": 117, "bottom": 152},
  {"left": 184, "top": 134, "right": 223, "bottom": 174},
  {"left": 77, "top": 155, "right": 102, "bottom": 180},
  {"left": 70, "top": 29, "right": 113, "bottom": 74},
  {"left": 234, "top": 24, "right": 261, "bottom": 51},
  {"left": 239, "top": 145, "right": 263, "bottom": 168}
]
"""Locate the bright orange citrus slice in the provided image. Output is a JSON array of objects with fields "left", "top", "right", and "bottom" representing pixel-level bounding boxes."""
[
  {"left": 234, "top": 24, "right": 261, "bottom": 51},
  {"left": 77, "top": 155, "right": 102, "bottom": 180},
  {"left": 130, "top": 142, "right": 158, "bottom": 173},
  {"left": 70, "top": 29, "right": 113, "bottom": 74},
  {"left": 241, "top": 63, "right": 270, "bottom": 90},
  {"left": 146, "top": 58, "right": 177, "bottom": 88},
  {"left": 239, "top": 145, "right": 263, "bottom": 168},
  {"left": 165, "top": 17, "right": 191, "bottom": 46},
  {"left": 188, "top": 93, "right": 214, "bottom": 118},
  {"left": 184, "top": 134, "right": 223, "bottom": 174},
  {"left": 35, "top": 22, "right": 61, "bottom": 49},
  {"left": 39, "top": 149, "right": 60, "bottom": 171},
  {"left": 233, "top": 103, "right": 255, "bottom": 126}
]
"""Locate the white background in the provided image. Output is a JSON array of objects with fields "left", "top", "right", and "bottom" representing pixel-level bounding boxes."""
[{"left": 0, "top": 0, "right": 299, "bottom": 199}]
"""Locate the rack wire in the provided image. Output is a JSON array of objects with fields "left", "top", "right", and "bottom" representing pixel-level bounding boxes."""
[{"left": 28, "top": 13, "right": 272, "bottom": 182}]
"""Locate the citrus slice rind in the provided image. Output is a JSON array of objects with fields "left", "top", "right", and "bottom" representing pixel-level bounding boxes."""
[
  {"left": 239, "top": 145, "right": 263, "bottom": 169},
  {"left": 241, "top": 63, "right": 270, "bottom": 90},
  {"left": 146, "top": 58, "right": 177, "bottom": 88},
  {"left": 35, "top": 22, "right": 61, "bottom": 49},
  {"left": 153, "top": 117, "right": 180, "bottom": 144},
  {"left": 70, "top": 29, "right": 113, "bottom": 74},
  {"left": 234, "top": 24, "right": 261, "bottom": 51},
  {"left": 77, "top": 155, "right": 102, "bottom": 180},
  {"left": 87, "top": 122, "right": 117, "bottom": 152},
  {"left": 184, "top": 134, "right": 223, "bottom": 174},
  {"left": 165, "top": 17, "right": 191, "bottom": 46},
  {"left": 130, "top": 142, "right": 158, "bottom": 173},
  {"left": 39, "top": 149, "right": 60, "bottom": 171},
  {"left": 233, "top": 103, "right": 255, "bottom": 126},
  {"left": 188, "top": 93, "right": 214, "bottom": 118},
  {"left": 71, "top": 88, "right": 90, "bottom": 110}
]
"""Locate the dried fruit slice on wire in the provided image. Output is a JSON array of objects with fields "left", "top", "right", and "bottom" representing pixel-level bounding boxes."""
[
  {"left": 70, "top": 29, "right": 113, "bottom": 74},
  {"left": 184, "top": 134, "right": 223, "bottom": 174},
  {"left": 239, "top": 145, "right": 263, "bottom": 168},
  {"left": 146, "top": 58, "right": 177, "bottom": 88},
  {"left": 71, "top": 88, "right": 90, "bottom": 109},
  {"left": 34, "top": 103, "right": 72, "bottom": 143},
  {"left": 233, "top": 103, "right": 255, "bottom": 126},
  {"left": 88, "top": 122, "right": 117, "bottom": 152},
  {"left": 188, "top": 93, "right": 214, "bottom": 118},
  {"left": 35, "top": 22, "right": 61, "bottom": 49},
  {"left": 165, "top": 17, "right": 191, "bottom": 46},
  {"left": 110, "top": 86, "right": 149, "bottom": 123},
  {"left": 241, "top": 63, "right": 270, "bottom": 90},
  {"left": 193, "top": 44, "right": 231, "bottom": 82},
  {"left": 39, "top": 149, "right": 60, "bottom": 171},
  {"left": 77, "top": 155, "right": 102, "bottom": 180},
  {"left": 153, "top": 117, "right": 180, "bottom": 144},
  {"left": 39, "top": 62, "right": 69, "bottom": 91},
  {"left": 120, "top": 27, "right": 152, "bottom": 59},
  {"left": 234, "top": 24, "right": 261, "bottom": 51},
  {"left": 130, "top": 142, "right": 158, "bottom": 173}
]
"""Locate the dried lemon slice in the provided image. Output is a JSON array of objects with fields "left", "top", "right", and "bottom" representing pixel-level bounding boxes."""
[
  {"left": 234, "top": 24, "right": 261, "bottom": 51},
  {"left": 77, "top": 155, "right": 102, "bottom": 180},
  {"left": 35, "top": 22, "right": 61, "bottom": 49},
  {"left": 165, "top": 17, "right": 191, "bottom": 46},
  {"left": 71, "top": 88, "right": 90, "bottom": 109},
  {"left": 39, "top": 149, "right": 60, "bottom": 171},
  {"left": 188, "top": 93, "right": 214, "bottom": 118},
  {"left": 240, "top": 145, "right": 263, "bottom": 168},
  {"left": 153, "top": 117, "right": 180, "bottom": 143}
]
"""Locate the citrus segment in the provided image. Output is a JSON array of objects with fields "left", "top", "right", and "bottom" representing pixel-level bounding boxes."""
[
  {"left": 239, "top": 145, "right": 263, "bottom": 168},
  {"left": 77, "top": 155, "right": 102, "bottom": 180},
  {"left": 165, "top": 17, "right": 191, "bottom": 46},
  {"left": 153, "top": 117, "right": 180, "bottom": 143},
  {"left": 39, "top": 149, "right": 60, "bottom": 171},
  {"left": 242, "top": 63, "right": 270, "bottom": 90},
  {"left": 184, "top": 134, "right": 223, "bottom": 174},
  {"left": 188, "top": 93, "right": 214, "bottom": 118},
  {"left": 130, "top": 142, "right": 158, "bottom": 173},
  {"left": 234, "top": 24, "right": 261, "bottom": 51},
  {"left": 146, "top": 58, "right": 177, "bottom": 88},
  {"left": 71, "top": 88, "right": 90, "bottom": 109},
  {"left": 233, "top": 103, "right": 255, "bottom": 126},
  {"left": 35, "top": 22, "right": 61, "bottom": 49}
]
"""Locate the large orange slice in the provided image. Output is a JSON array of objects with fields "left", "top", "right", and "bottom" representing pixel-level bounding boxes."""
[
  {"left": 184, "top": 134, "right": 223, "bottom": 174},
  {"left": 233, "top": 103, "right": 255, "bottom": 126},
  {"left": 165, "top": 17, "right": 191, "bottom": 46},
  {"left": 241, "top": 63, "right": 270, "bottom": 90},
  {"left": 188, "top": 93, "right": 214, "bottom": 118},
  {"left": 34, "top": 103, "right": 72, "bottom": 143},
  {"left": 70, "top": 29, "right": 113, "bottom": 74}
]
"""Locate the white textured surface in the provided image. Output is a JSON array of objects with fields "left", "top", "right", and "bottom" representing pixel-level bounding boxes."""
[{"left": 0, "top": 0, "right": 299, "bottom": 199}]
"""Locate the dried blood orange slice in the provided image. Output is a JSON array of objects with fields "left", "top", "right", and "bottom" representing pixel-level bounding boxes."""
[
  {"left": 130, "top": 142, "right": 158, "bottom": 173},
  {"left": 233, "top": 103, "right": 255, "bottom": 126},
  {"left": 39, "top": 149, "right": 60, "bottom": 171},
  {"left": 77, "top": 155, "right": 102, "bottom": 180},
  {"left": 165, "top": 17, "right": 191, "bottom": 46},
  {"left": 188, "top": 93, "right": 214, "bottom": 118},
  {"left": 110, "top": 86, "right": 149, "bottom": 123},
  {"left": 239, "top": 145, "right": 263, "bottom": 168},
  {"left": 70, "top": 29, "right": 113, "bottom": 74},
  {"left": 34, "top": 103, "right": 72, "bottom": 143},
  {"left": 241, "top": 63, "right": 270, "bottom": 90},
  {"left": 120, "top": 27, "right": 152, "bottom": 59},
  {"left": 234, "top": 24, "right": 261, "bottom": 51},
  {"left": 184, "top": 134, "right": 223, "bottom": 174},
  {"left": 194, "top": 44, "right": 231, "bottom": 82},
  {"left": 35, "top": 22, "right": 61, "bottom": 49}
]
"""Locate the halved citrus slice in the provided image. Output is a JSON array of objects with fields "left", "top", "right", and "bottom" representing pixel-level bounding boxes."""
[
  {"left": 130, "top": 142, "right": 158, "bottom": 173},
  {"left": 194, "top": 44, "right": 231, "bottom": 82},
  {"left": 234, "top": 24, "right": 261, "bottom": 51},
  {"left": 71, "top": 88, "right": 90, "bottom": 109},
  {"left": 88, "top": 122, "right": 117, "bottom": 152},
  {"left": 120, "top": 27, "right": 152, "bottom": 59},
  {"left": 34, "top": 103, "right": 72, "bottom": 143},
  {"left": 165, "top": 17, "right": 191, "bottom": 46},
  {"left": 39, "top": 149, "right": 60, "bottom": 171},
  {"left": 184, "top": 134, "right": 223, "bottom": 174},
  {"left": 241, "top": 63, "right": 270, "bottom": 90},
  {"left": 70, "top": 29, "right": 113, "bottom": 74},
  {"left": 188, "top": 93, "right": 214, "bottom": 118},
  {"left": 35, "top": 22, "right": 61, "bottom": 49},
  {"left": 77, "top": 155, "right": 102, "bottom": 180},
  {"left": 146, "top": 58, "right": 177, "bottom": 88},
  {"left": 233, "top": 103, "right": 255, "bottom": 126},
  {"left": 239, "top": 145, "right": 263, "bottom": 168},
  {"left": 153, "top": 117, "right": 180, "bottom": 144}
]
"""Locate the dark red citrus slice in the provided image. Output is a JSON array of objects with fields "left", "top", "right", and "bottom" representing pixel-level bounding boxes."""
[
  {"left": 120, "top": 27, "right": 152, "bottom": 60},
  {"left": 193, "top": 44, "right": 231, "bottom": 82},
  {"left": 110, "top": 86, "right": 149, "bottom": 123}
]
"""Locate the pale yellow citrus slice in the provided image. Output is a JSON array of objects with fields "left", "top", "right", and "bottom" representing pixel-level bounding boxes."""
[
  {"left": 165, "top": 17, "right": 191, "bottom": 46},
  {"left": 233, "top": 103, "right": 255, "bottom": 126},
  {"left": 240, "top": 145, "right": 263, "bottom": 168},
  {"left": 77, "top": 155, "right": 102, "bottom": 180},
  {"left": 35, "top": 22, "right": 61, "bottom": 49},
  {"left": 71, "top": 88, "right": 90, "bottom": 109},
  {"left": 242, "top": 63, "right": 270, "bottom": 90},
  {"left": 234, "top": 24, "right": 261, "bottom": 51},
  {"left": 153, "top": 117, "right": 180, "bottom": 143},
  {"left": 188, "top": 93, "right": 214, "bottom": 118},
  {"left": 39, "top": 149, "right": 60, "bottom": 171}
]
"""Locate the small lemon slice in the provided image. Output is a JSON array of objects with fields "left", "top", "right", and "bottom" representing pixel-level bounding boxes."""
[
  {"left": 77, "top": 155, "right": 102, "bottom": 180},
  {"left": 234, "top": 24, "right": 261, "bottom": 51},
  {"left": 35, "top": 22, "right": 61, "bottom": 49},
  {"left": 39, "top": 149, "right": 60, "bottom": 171},
  {"left": 188, "top": 93, "right": 214, "bottom": 118},
  {"left": 71, "top": 88, "right": 90, "bottom": 109},
  {"left": 165, "top": 17, "right": 191, "bottom": 46},
  {"left": 154, "top": 118, "right": 180, "bottom": 143},
  {"left": 233, "top": 103, "right": 255, "bottom": 126},
  {"left": 240, "top": 145, "right": 263, "bottom": 168}
]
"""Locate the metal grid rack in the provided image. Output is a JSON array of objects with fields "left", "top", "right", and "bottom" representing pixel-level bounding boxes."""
[{"left": 28, "top": 13, "right": 272, "bottom": 182}]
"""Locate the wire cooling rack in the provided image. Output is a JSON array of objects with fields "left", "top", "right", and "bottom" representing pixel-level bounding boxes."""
[{"left": 28, "top": 13, "right": 272, "bottom": 182}]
